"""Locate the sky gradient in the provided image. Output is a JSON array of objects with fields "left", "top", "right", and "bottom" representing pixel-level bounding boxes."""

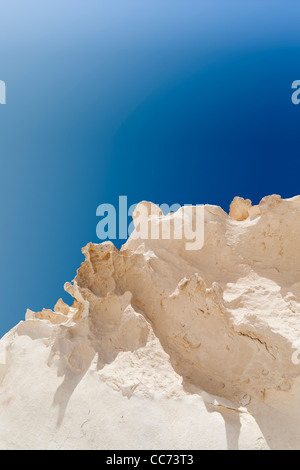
[{"left": 1, "top": 1, "right": 300, "bottom": 337}]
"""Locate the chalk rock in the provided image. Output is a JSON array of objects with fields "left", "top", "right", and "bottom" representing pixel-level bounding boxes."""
[{"left": 1, "top": 195, "right": 300, "bottom": 449}]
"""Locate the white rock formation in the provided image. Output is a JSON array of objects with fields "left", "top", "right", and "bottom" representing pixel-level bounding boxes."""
[{"left": 1, "top": 194, "right": 300, "bottom": 450}]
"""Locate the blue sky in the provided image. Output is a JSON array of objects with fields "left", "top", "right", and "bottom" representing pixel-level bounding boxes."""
[{"left": 1, "top": 1, "right": 300, "bottom": 337}]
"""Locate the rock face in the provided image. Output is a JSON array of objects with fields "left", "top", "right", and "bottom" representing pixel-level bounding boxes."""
[{"left": 1, "top": 194, "right": 300, "bottom": 450}]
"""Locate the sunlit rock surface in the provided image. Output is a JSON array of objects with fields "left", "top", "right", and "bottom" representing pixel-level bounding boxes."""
[{"left": 1, "top": 194, "right": 300, "bottom": 450}]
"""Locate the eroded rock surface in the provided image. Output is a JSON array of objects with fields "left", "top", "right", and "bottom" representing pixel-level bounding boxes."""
[{"left": 1, "top": 195, "right": 300, "bottom": 449}]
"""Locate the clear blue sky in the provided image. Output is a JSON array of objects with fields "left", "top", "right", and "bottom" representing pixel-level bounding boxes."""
[{"left": 1, "top": 1, "right": 300, "bottom": 337}]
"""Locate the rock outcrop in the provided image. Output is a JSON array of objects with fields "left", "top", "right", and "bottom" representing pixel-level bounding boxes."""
[{"left": 1, "top": 194, "right": 300, "bottom": 449}]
